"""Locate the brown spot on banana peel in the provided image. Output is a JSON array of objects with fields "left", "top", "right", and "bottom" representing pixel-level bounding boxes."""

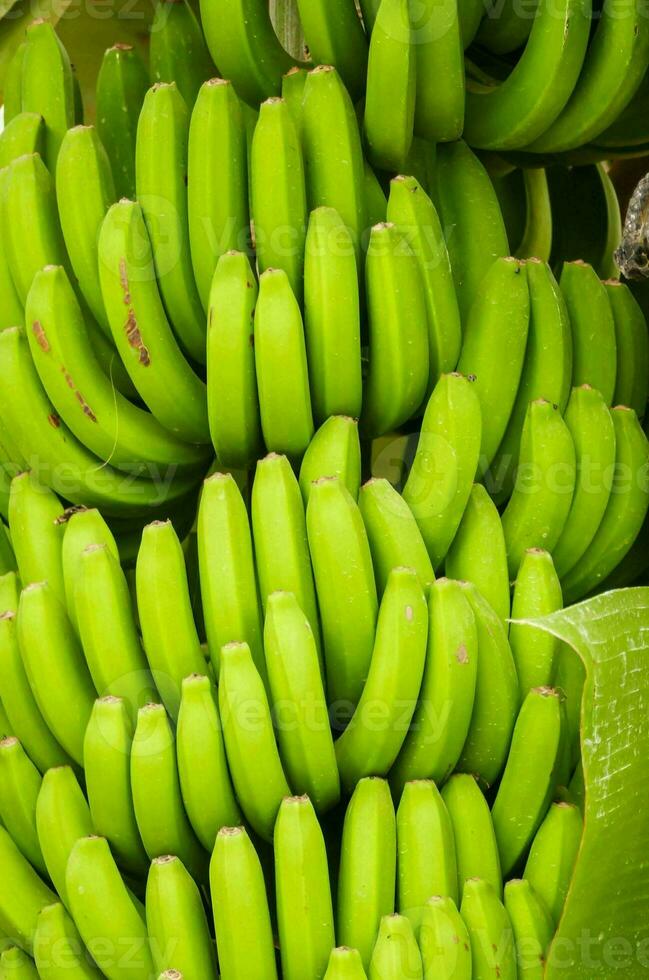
[
  {"left": 32, "top": 321, "right": 50, "bottom": 352},
  {"left": 54, "top": 505, "right": 87, "bottom": 526},
  {"left": 456, "top": 644, "right": 469, "bottom": 664},
  {"left": 48, "top": 413, "right": 61, "bottom": 428},
  {"left": 119, "top": 261, "right": 151, "bottom": 367},
  {"left": 59, "top": 367, "right": 98, "bottom": 422}
]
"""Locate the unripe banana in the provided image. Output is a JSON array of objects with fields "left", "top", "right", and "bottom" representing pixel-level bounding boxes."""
[
  {"left": 0, "top": 737, "right": 45, "bottom": 875},
  {"left": 135, "top": 82, "right": 206, "bottom": 363},
  {"left": 0, "top": 571, "right": 17, "bottom": 611},
  {"left": 396, "top": 781, "right": 458, "bottom": 935},
  {"left": 523, "top": 801, "right": 583, "bottom": 924},
  {"left": 61, "top": 508, "right": 119, "bottom": 634},
  {"left": 33, "top": 902, "right": 101, "bottom": 979},
  {"left": 386, "top": 176, "right": 461, "bottom": 395},
  {"left": 66, "top": 835, "right": 154, "bottom": 980},
  {"left": 306, "top": 476, "right": 378, "bottom": 713},
  {"left": 3, "top": 40, "right": 27, "bottom": 125},
  {"left": 149, "top": 0, "right": 216, "bottom": 107},
  {"left": 338, "top": 778, "right": 397, "bottom": 970},
  {"left": 402, "top": 373, "right": 482, "bottom": 569},
  {"left": 209, "top": 826, "right": 278, "bottom": 980},
  {"left": 607, "top": 281, "right": 649, "bottom": 420},
  {"left": 412, "top": 0, "right": 464, "bottom": 143},
  {"left": 501, "top": 399, "right": 576, "bottom": 579},
  {"left": 0, "top": 113, "right": 45, "bottom": 168},
  {"left": 20, "top": 20, "right": 75, "bottom": 171},
  {"left": 35, "top": 765, "right": 93, "bottom": 911},
  {"left": 364, "top": 162, "right": 388, "bottom": 227},
  {"left": 0, "top": 825, "right": 56, "bottom": 954},
  {"left": 189, "top": 79, "right": 250, "bottom": 311},
  {"left": 299, "top": 416, "right": 361, "bottom": 505},
  {"left": 504, "top": 879, "right": 554, "bottom": 978},
  {"left": 218, "top": 642, "right": 291, "bottom": 841},
  {"left": 368, "top": 914, "right": 423, "bottom": 979},
  {"left": 176, "top": 674, "right": 240, "bottom": 850},
  {"left": 0, "top": 169, "right": 23, "bottom": 334},
  {"left": 95, "top": 44, "right": 148, "bottom": 200},
  {"left": 304, "top": 207, "right": 362, "bottom": 423},
  {"left": 335, "top": 566, "right": 428, "bottom": 792},
  {"left": 442, "top": 775, "right": 502, "bottom": 900},
  {"left": 130, "top": 703, "right": 206, "bottom": 881},
  {"left": 197, "top": 472, "right": 265, "bottom": 679},
  {"left": 509, "top": 549, "right": 563, "bottom": 700},
  {"left": 0, "top": 946, "right": 39, "bottom": 977},
  {"left": 552, "top": 644, "right": 585, "bottom": 773},
  {"left": 362, "top": 222, "right": 429, "bottom": 439},
  {"left": 419, "top": 895, "right": 472, "bottom": 980},
  {"left": 295, "top": 0, "right": 368, "bottom": 100},
  {"left": 460, "top": 878, "right": 516, "bottom": 980},
  {"left": 83, "top": 696, "right": 148, "bottom": 876},
  {"left": 445, "top": 484, "right": 510, "bottom": 623},
  {"left": 364, "top": 0, "right": 415, "bottom": 171},
  {"left": 274, "top": 795, "right": 335, "bottom": 980},
  {"left": 17, "top": 582, "right": 96, "bottom": 765},
  {"left": 145, "top": 855, "right": 217, "bottom": 979},
  {"left": 560, "top": 261, "right": 617, "bottom": 405},
  {"left": 391, "top": 577, "right": 478, "bottom": 791},
  {"left": 8, "top": 472, "right": 65, "bottom": 603},
  {"left": 324, "top": 948, "right": 368, "bottom": 979}
]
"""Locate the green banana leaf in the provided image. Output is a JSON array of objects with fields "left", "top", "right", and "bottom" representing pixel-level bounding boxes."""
[{"left": 521, "top": 588, "right": 649, "bottom": 978}]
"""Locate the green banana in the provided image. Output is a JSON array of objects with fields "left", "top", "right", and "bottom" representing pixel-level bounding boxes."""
[
  {"left": 282, "top": 66, "right": 308, "bottom": 135},
  {"left": 607, "top": 281, "right": 649, "bottom": 418},
  {"left": 135, "top": 82, "right": 207, "bottom": 364},
  {"left": 66, "top": 835, "right": 154, "bottom": 980},
  {"left": 136, "top": 520, "right": 206, "bottom": 720},
  {"left": 460, "top": 878, "right": 517, "bottom": 979},
  {"left": 0, "top": 113, "right": 45, "bottom": 168},
  {"left": 0, "top": 737, "right": 45, "bottom": 875},
  {"left": 274, "top": 795, "right": 335, "bottom": 980},
  {"left": 189, "top": 79, "right": 250, "bottom": 311},
  {"left": 98, "top": 199, "right": 210, "bottom": 445},
  {"left": 145, "top": 855, "right": 217, "bottom": 978},
  {"left": 209, "top": 826, "right": 278, "bottom": 980},
  {"left": 523, "top": 800, "right": 583, "bottom": 923},
  {"left": 0, "top": 169, "right": 24, "bottom": 334},
  {"left": 396, "top": 780, "right": 458, "bottom": 934},
  {"left": 306, "top": 476, "right": 378, "bottom": 713},
  {"left": 149, "top": 0, "right": 216, "bottom": 107},
  {"left": 20, "top": 20, "right": 75, "bottom": 171},
  {"left": 504, "top": 878, "right": 554, "bottom": 978},
  {"left": 176, "top": 674, "right": 241, "bottom": 851},
  {"left": 33, "top": 902, "right": 101, "bottom": 979},
  {"left": 501, "top": 399, "right": 576, "bottom": 578},
  {"left": 8, "top": 471, "right": 64, "bottom": 602},
  {"left": 595, "top": 67, "right": 649, "bottom": 147},
  {"left": 386, "top": 175, "right": 461, "bottom": 396},
  {"left": 391, "top": 577, "right": 478, "bottom": 790},
  {"left": 419, "top": 895, "right": 472, "bottom": 980},
  {"left": 491, "top": 686, "right": 563, "bottom": 875},
  {"left": 130, "top": 702, "right": 206, "bottom": 881},
  {"left": 412, "top": 0, "right": 464, "bottom": 142},
  {"left": 250, "top": 97, "right": 307, "bottom": 300},
  {"left": 206, "top": 250, "right": 262, "bottom": 467},
  {"left": 364, "top": 162, "right": 388, "bottom": 227},
  {"left": 61, "top": 508, "right": 120, "bottom": 633},
  {"left": 362, "top": 222, "right": 429, "bottom": 438},
  {"left": 254, "top": 267, "right": 314, "bottom": 458},
  {"left": 364, "top": 0, "right": 415, "bottom": 171},
  {"left": 0, "top": 825, "right": 56, "bottom": 954},
  {"left": 476, "top": 0, "right": 536, "bottom": 56},
  {"left": 562, "top": 406, "right": 649, "bottom": 601},
  {"left": 0, "top": 571, "right": 17, "bottom": 610},
  {"left": 299, "top": 416, "right": 361, "bottom": 505},
  {"left": 0, "top": 947, "right": 39, "bottom": 977},
  {"left": 369, "top": 915, "right": 423, "bottom": 979},
  {"left": 197, "top": 472, "right": 265, "bottom": 679},
  {"left": 218, "top": 641, "right": 291, "bottom": 840},
  {"left": 83, "top": 695, "right": 148, "bottom": 876},
  {"left": 95, "top": 44, "right": 149, "bottom": 200},
  {"left": 17, "top": 581, "right": 96, "bottom": 765},
  {"left": 295, "top": 0, "right": 368, "bottom": 99},
  {"left": 402, "top": 373, "right": 482, "bottom": 569},
  {"left": 515, "top": 170, "right": 553, "bottom": 262},
  {"left": 35, "top": 766, "right": 92, "bottom": 909},
  {"left": 445, "top": 484, "right": 510, "bottom": 623},
  {"left": 442, "top": 774, "right": 502, "bottom": 900},
  {"left": 324, "top": 948, "right": 368, "bottom": 979},
  {"left": 435, "top": 140, "right": 509, "bottom": 320},
  {"left": 509, "top": 549, "right": 563, "bottom": 699},
  {"left": 337, "top": 778, "right": 397, "bottom": 970},
  {"left": 303, "top": 206, "right": 362, "bottom": 423},
  {"left": 560, "top": 260, "right": 617, "bottom": 404},
  {"left": 3, "top": 40, "right": 27, "bottom": 125}
]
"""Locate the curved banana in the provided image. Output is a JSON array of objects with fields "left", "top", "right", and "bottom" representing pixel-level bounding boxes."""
[
  {"left": 523, "top": 800, "right": 583, "bottom": 924},
  {"left": 364, "top": 0, "right": 415, "bottom": 172},
  {"left": 607, "top": 280, "right": 649, "bottom": 419},
  {"left": 0, "top": 113, "right": 45, "bottom": 168},
  {"left": 338, "top": 777, "right": 397, "bottom": 970},
  {"left": 35, "top": 766, "right": 92, "bottom": 909},
  {"left": 274, "top": 795, "right": 335, "bottom": 980},
  {"left": 218, "top": 641, "right": 291, "bottom": 841},
  {"left": 595, "top": 67, "right": 649, "bottom": 147},
  {"left": 460, "top": 878, "right": 517, "bottom": 979},
  {"left": 66, "top": 835, "right": 154, "bottom": 980},
  {"left": 442, "top": 774, "right": 502, "bottom": 900},
  {"left": 476, "top": 0, "right": 537, "bottom": 55},
  {"left": 509, "top": 549, "right": 563, "bottom": 699},
  {"left": 3, "top": 40, "right": 27, "bottom": 125},
  {"left": 369, "top": 914, "right": 423, "bottom": 979},
  {"left": 295, "top": 0, "right": 368, "bottom": 99},
  {"left": 189, "top": 79, "right": 250, "bottom": 311},
  {"left": 209, "top": 826, "right": 278, "bottom": 980},
  {"left": 254, "top": 267, "right": 314, "bottom": 458},
  {"left": 95, "top": 44, "right": 149, "bottom": 200},
  {"left": 0, "top": 825, "right": 56, "bottom": 954},
  {"left": 445, "top": 484, "right": 510, "bottom": 623},
  {"left": 0, "top": 946, "right": 39, "bottom": 977},
  {"left": 303, "top": 206, "right": 362, "bottom": 422},
  {"left": 135, "top": 82, "right": 207, "bottom": 363},
  {"left": 560, "top": 260, "right": 617, "bottom": 404},
  {"left": 412, "top": 0, "right": 464, "bottom": 143},
  {"left": 504, "top": 878, "right": 554, "bottom": 978},
  {"left": 197, "top": 472, "right": 265, "bottom": 679},
  {"left": 98, "top": 199, "right": 210, "bottom": 445},
  {"left": 402, "top": 373, "right": 482, "bottom": 569},
  {"left": 145, "top": 855, "right": 217, "bottom": 978},
  {"left": 419, "top": 895, "right": 472, "bottom": 980},
  {"left": 20, "top": 20, "right": 75, "bottom": 171},
  {"left": 306, "top": 476, "right": 378, "bottom": 713},
  {"left": 0, "top": 737, "right": 45, "bottom": 875},
  {"left": 176, "top": 674, "right": 241, "bottom": 851},
  {"left": 299, "top": 416, "right": 361, "bottom": 504},
  {"left": 33, "top": 902, "right": 101, "bottom": 979},
  {"left": 149, "top": 0, "right": 216, "bottom": 107},
  {"left": 83, "top": 695, "right": 148, "bottom": 877},
  {"left": 391, "top": 577, "right": 478, "bottom": 790},
  {"left": 501, "top": 399, "right": 576, "bottom": 578},
  {"left": 8, "top": 471, "right": 65, "bottom": 601},
  {"left": 61, "top": 508, "right": 119, "bottom": 633}
]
